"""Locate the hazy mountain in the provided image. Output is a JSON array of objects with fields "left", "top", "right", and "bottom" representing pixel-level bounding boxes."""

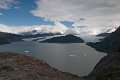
[
  {"left": 41, "top": 34, "right": 84, "bottom": 43},
  {"left": 0, "top": 37, "right": 10, "bottom": 45},
  {"left": 96, "top": 33, "right": 110, "bottom": 37},
  {"left": 0, "top": 32, "right": 23, "bottom": 45},
  {"left": 87, "top": 26, "right": 120, "bottom": 54},
  {"left": 96, "top": 27, "right": 118, "bottom": 37}
]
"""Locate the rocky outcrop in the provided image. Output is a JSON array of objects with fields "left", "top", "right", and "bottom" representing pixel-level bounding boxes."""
[
  {"left": 87, "top": 50, "right": 120, "bottom": 80},
  {"left": 41, "top": 34, "right": 84, "bottom": 43},
  {"left": 0, "top": 52, "right": 84, "bottom": 80}
]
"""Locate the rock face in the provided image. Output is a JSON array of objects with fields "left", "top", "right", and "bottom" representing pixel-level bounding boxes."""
[
  {"left": 0, "top": 32, "right": 23, "bottom": 45},
  {"left": 0, "top": 52, "right": 83, "bottom": 80},
  {"left": 41, "top": 34, "right": 84, "bottom": 43},
  {"left": 87, "top": 26, "right": 120, "bottom": 54},
  {"left": 88, "top": 50, "right": 120, "bottom": 80}
]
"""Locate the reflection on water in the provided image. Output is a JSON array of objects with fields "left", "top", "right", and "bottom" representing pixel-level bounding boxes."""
[{"left": 0, "top": 41, "right": 106, "bottom": 76}]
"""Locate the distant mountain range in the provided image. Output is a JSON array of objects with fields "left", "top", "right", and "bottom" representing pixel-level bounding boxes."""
[
  {"left": 0, "top": 31, "right": 85, "bottom": 44},
  {"left": 0, "top": 26, "right": 118, "bottom": 45},
  {"left": 41, "top": 34, "right": 84, "bottom": 43},
  {"left": 0, "top": 30, "right": 84, "bottom": 44},
  {"left": 0, "top": 32, "right": 23, "bottom": 45},
  {"left": 87, "top": 26, "right": 120, "bottom": 54}
]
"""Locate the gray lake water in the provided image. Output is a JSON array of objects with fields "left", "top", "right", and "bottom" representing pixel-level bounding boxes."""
[{"left": 0, "top": 41, "right": 106, "bottom": 76}]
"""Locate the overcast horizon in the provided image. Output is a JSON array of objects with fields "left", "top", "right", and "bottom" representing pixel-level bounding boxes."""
[{"left": 0, "top": 0, "right": 120, "bottom": 35}]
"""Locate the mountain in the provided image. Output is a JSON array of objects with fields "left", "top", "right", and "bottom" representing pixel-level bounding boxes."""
[
  {"left": 87, "top": 26, "right": 120, "bottom": 54},
  {"left": 19, "top": 30, "right": 62, "bottom": 38},
  {"left": 0, "top": 32, "right": 23, "bottom": 45},
  {"left": 41, "top": 34, "right": 84, "bottom": 43},
  {"left": 96, "top": 27, "right": 118, "bottom": 37},
  {"left": 0, "top": 52, "right": 84, "bottom": 80},
  {"left": 96, "top": 33, "right": 111, "bottom": 42},
  {"left": 0, "top": 37, "right": 10, "bottom": 45},
  {"left": 96, "top": 33, "right": 110, "bottom": 37},
  {"left": 88, "top": 49, "right": 120, "bottom": 80},
  {"left": 102, "top": 27, "right": 117, "bottom": 33}
]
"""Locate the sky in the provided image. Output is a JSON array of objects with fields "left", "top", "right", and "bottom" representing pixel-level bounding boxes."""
[{"left": 0, "top": 0, "right": 120, "bottom": 35}]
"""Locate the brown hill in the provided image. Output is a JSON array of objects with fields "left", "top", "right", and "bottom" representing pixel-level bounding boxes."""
[{"left": 0, "top": 52, "right": 84, "bottom": 80}]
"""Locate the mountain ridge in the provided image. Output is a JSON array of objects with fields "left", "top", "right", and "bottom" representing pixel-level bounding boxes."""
[
  {"left": 41, "top": 34, "right": 84, "bottom": 43},
  {"left": 0, "top": 32, "right": 23, "bottom": 45},
  {"left": 87, "top": 26, "right": 120, "bottom": 54}
]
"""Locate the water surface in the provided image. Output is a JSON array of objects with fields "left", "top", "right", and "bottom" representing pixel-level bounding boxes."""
[{"left": 0, "top": 41, "right": 106, "bottom": 76}]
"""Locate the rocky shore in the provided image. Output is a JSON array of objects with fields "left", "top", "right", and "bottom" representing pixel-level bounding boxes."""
[
  {"left": 0, "top": 50, "right": 120, "bottom": 80},
  {"left": 0, "top": 52, "right": 84, "bottom": 80}
]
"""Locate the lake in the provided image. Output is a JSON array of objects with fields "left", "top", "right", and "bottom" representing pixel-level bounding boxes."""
[{"left": 0, "top": 41, "right": 106, "bottom": 76}]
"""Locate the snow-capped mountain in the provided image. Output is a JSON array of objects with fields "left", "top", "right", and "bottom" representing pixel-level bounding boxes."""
[
  {"left": 19, "top": 30, "right": 61, "bottom": 36},
  {"left": 18, "top": 26, "right": 118, "bottom": 42},
  {"left": 100, "top": 27, "right": 117, "bottom": 33},
  {"left": 96, "top": 27, "right": 118, "bottom": 37}
]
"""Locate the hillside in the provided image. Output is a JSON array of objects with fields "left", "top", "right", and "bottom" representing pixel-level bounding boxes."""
[
  {"left": 0, "top": 32, "right": 23, "bottom": 45},
  {"left": 41, "top": 34, "right": 84, "bottom": 43},
  {"left": 87, "top": 26, "right": 120, "bottom": 54},
  {"left": 96, "top": 33, "right": 110, "bottom": 37},
  {"left": 0, "top": 37, "right": 10, "bottom": 45},
  {"left": 87, "top": 49, "right": 120, "bottom": 80},
  {"left": 0, "top": 52, "right": 84, "bottom": 80}
]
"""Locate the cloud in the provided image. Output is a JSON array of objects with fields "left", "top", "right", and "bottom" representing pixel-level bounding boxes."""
[
  {"left": 0, "top": 24, "right": 27, "bottom": 33},
  {"left": 0, "top": 22, "right": 117, "bottom": 36},
  {"left": 0, "top": 22, "right": 85, "bottom": 35},
  {"left": 0, "top": 0, "right": 119, "bottom": 36},
  {"left": 0, "top": 22, "right": 68, "bottom": 34},
  {"left": 14, "top": 6, "right": 20, "bottom": 9},
  {"left": 31, "top": 0, "right": 120, "bottom": 21},
  {"left": 31, "top": 0, "right": 120, "bottom": 29},
  {"left": 0, "top": 12, "right": 3, "bottom": 15},
  {"left": 0, "top": 0, "right": 19, "bottom": 16},
  {"left": 0, "top": 0, "right": 18, "bottom": 9}
]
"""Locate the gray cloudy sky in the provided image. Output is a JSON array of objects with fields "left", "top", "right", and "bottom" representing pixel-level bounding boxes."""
[
  {"left": 32, "top": 0, "right": 120, "bottom": 21},
  {"left": 32, "top": 0, "right": 120, "bottom": 27}
]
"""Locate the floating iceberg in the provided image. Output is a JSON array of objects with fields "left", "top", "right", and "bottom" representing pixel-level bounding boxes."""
[
  {"left": 68, "top": 55, "right": 76, "bottom": 57},
  {"left": 24, "top": 51, "right": 30, "bottom": 53}
]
